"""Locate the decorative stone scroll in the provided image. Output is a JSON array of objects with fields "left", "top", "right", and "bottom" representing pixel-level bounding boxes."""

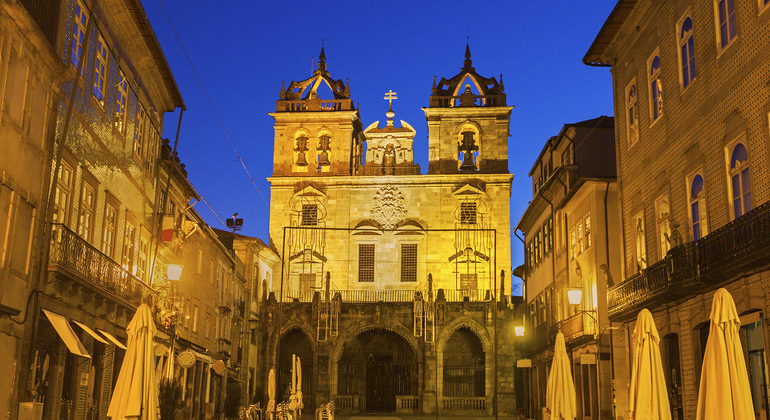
[{"left": 370, "top": 185, "right": 407, "bottom": 229}]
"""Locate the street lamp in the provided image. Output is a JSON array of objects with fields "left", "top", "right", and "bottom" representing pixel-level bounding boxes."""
[{"left": 167, "top": 264, "right": 183, "bottom": 281}]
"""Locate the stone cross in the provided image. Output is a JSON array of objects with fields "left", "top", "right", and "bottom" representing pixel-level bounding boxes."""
[{"left": 384, "top": 90, "right": 398, "bottom": 110}]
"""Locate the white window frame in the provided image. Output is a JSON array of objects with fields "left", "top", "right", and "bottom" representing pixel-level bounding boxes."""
[
  {"left": 115, "top": 70, "right": 128, "bottom": 134},
  {"left": 655, "top": 195, "right": 672, "bottom": 260},
  {"left": 677, "top": 11, "right": 696, "bottom": 90},
  {"left": 647, "top": 50, "right": 663, "bottom": 124},
  {"left": 760, "top": 0, "right": 770, "bottom": 15},
  {"left": 634, "top": 211, "right": 647, "bottom": 273},
  {"left": 725, "top": 135, "right": 752, "bottom": 220},
  {"left": 687, "top": 170, "right": 709, "bottom": 241},
  {"left": 93, "top": 35, "right": 108, "bottom": 106},
  {"left": 714, "top": 0, "right": 738, "bottom": 53},
  {"left": 134, "top": 103, "right": 146, "bottom": 158},
  {"left": 70, "top": 1, "right": 88, "bottom": 72},
  {"left": 625, "top": 79, "right": 639, "bottom": 148}
]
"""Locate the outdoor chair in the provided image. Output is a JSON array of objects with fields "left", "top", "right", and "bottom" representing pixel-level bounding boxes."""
[{"left": 315, "top": 400, "right": 334, "bottom": 420}]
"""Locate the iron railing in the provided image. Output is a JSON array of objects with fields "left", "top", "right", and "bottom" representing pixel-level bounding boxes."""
[
  {"left": 48, "top": 223, "right": 153, "bottom": 306},
  {"left": 698, "top": 200, "right": 770, "bottom": 276},
  {"left": 607, "top": 201, "right": 770, "bottom": 316},
  {"left": 276, "top": 98, "right": 354, "bottom": 112},
  {"left": 430, "top": 94, "right": 506, "bottom": 108},
  {"left": 278, "top": 289, "right": 495, "bottom": 303},
  {"left": 607, "top": 260, "right": 668, "bottom": 314}
]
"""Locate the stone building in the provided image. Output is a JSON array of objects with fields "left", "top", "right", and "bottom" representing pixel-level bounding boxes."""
[
  {"left": 213, "top": 228, "right": 281, "bottom": 406},
  {"left": 515, "top": 117, "right": 622, "bottom": 420},
  {"left": 585, "top": 0, "right": 770, "bottom": 419},
  {"left": 0, "top": 0, "right": 68, "bottom": 418},
  {"left": 263, "top": 47, "right": 517, "bottom": 416}
]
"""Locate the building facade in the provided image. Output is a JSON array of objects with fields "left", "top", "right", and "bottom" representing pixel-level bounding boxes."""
[
  {"left": 263, "top": 47, "right": 518, "bottom": 415},
  {"left": 585, "top": 0, "right": 770, "bottom": 419},
  {"left": 516, "top": 118, "right": 622, "bottom": 420}
]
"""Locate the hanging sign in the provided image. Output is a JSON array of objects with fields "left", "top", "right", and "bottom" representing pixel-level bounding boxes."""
[{"left": 177, "top": 350, "right": 195, "bottom": 368}]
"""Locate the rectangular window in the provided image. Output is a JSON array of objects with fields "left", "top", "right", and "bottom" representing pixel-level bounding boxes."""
[
  {"left": 147, "top": 126, "right": 160, "bottom": 175},
  {"left": 678, "top": 13, "right": 696, "bottom": 89},
  {"left": 534, "top": 229, "right": 541, "bottom": 263},
  {"left": 578, "top": 221, "right": 584, "bottom": 254},
  {"left": 137, "top": 236, "right": 148, "bottom": 283},
  {"left": 570, "top": 229, "right": 576, "bottom": 259},
  {"left": 77, "top": 181, "right": 96, "bottom": 242},
  {"left": 656, "top": 197, "right": 672, "bottom": 259},
  {"left": 115, "top": 70, "right": 128, "bottom": 134},
  {"left": 204, "top": 313, "right": 210, "bottom": 339},
  {"left": 102, "top": 203, "right": 117, "bottom": 258},
  {"left": 53, "top": 161, "right": 74, "bottom": 225},
  {"left": 192, "top": 305, "right": 199, "bottom": 333},
  {"left": 93, "top": 35, "right": 108, "bottom": 106},
  {"left": 301, "top": 204, "right": 318, "bottom": 226},
  {"left": 121, "top": 221, "right": 136, "bottom": 273},
  {"left": 543, "top": 217, "right": 553, "bottom": 255},
  {"left": 358, "top": 244, "right": 375, "bottom": 282},
  {"left": 460, "top": 273, "right": 477, "bottom": 290},
  {"left": 70, "top": 1, "right": 88, "bottom": 71},
  {"left": 299, "top": 273, "right": 315, "bottom": 291},
  {"left": 460, "top": 202, "right": 477, "bottom": 224},
  {"left": 634, "top": 212, "right": 648, "bottom": 272},
  {"left": 134, "top": 103, "right": 145, "bottom": 158},
  {"left": 716, "top": 0, "right": 737, "bottom": 50},
  {"left": 400, "top": 244, "right": 417, "bottom": 282},
  {"left": 584, "top": 215, "right": 591, "bottom": 250},
  {"left": 561, "top": 143, "right": 574, "bottom": 165}
]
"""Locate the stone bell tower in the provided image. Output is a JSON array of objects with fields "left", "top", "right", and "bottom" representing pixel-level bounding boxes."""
[
  {"left": 270, "top": 48, "right": 364, "bottom": 177},
  {"left": 423, "top": 45, "right": 512, "bottom": 174}
]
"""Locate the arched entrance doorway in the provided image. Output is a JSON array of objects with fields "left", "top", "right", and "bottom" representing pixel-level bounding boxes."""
[
  {"left": 443, "top": 326, "right": 485, "bottom": 398},
  {"left": 337, "top": 329, "right": 417, "bottom": 413},
  {"left": 278, "top": 328, "right": 314, "bottom": 409}
]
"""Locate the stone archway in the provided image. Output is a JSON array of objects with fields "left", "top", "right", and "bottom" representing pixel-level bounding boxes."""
[
  {"left": 336, "top": 328, "right": 418, "bottom": 413},
  {"left": 277, "top": 328, "right": 314, "bottom": 408}
]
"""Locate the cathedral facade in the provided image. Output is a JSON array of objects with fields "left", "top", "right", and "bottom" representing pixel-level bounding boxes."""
[{"left": 261, "top": 48, "right": 518, "bottom": 415}]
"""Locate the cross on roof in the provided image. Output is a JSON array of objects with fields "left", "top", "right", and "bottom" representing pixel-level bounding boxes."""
[{"left": 384, "top": 90, "right": 397, "bottom": 110}]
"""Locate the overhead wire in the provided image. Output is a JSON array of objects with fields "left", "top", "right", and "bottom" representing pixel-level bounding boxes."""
[{"left": 156, "top": 0, "right": 270, "bottom": 212}]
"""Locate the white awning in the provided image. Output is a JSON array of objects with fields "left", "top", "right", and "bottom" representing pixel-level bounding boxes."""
[
  {"left": 72, "top": 320, "right": 108, "bottom": 344},
  {"left": 97, "top": 329, "right": 127, "bottom": 350},
  {"left": 42, "top": 309, "right": 90, "bottom": 358},
  {"left": 192, "top": 350, "right": 212, "bottom": 364}
]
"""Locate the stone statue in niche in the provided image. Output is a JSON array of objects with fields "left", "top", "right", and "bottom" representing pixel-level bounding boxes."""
[{"left": 383, "top": 144, "right": 396, "bottom": 175}]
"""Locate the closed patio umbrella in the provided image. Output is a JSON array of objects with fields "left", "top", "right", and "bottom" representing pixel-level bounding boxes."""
[
  {"left": 629, "top": 308, "right": 671, "bottom": 420},
  {"left": 267, "top": 369, "right": 276, "bottom": 415},
  {"left": 107, "top": 303, "right": 159, "bottom": 420},
  {"left": 696, "top": 288, "right": 754, "bottom": 420},
  {"left": 546, "top": 331, "right": 576, "bottom": 420},
  {"left": 295, "top": 357, "right": 303, "bottom": 416}
]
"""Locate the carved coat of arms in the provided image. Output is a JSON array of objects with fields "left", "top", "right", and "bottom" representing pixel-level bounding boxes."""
[{"left": 370, "top": 185, "right": 407, "bottom": 229}]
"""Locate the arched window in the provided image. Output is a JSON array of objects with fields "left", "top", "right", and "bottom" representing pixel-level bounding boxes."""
[
  {"left": 678, "top": 14, "right": 696, "bottom": 88},
  {"left": 689, "top": 173, "right": 708, "bottom": 240},
  {"left": 648, "top": 53, "right": 663, "bottom": 122},
  {"left": 626, "top": 80, "right": 638, "bottom": 147},
  {"left": 729, "top": 141, "right": 752, "bottom": 218}
]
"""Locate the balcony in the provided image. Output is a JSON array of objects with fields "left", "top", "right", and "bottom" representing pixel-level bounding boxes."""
[
  {"left": 276, "top": 289, "right": 495, "bottom": 303},
  {"left": 276, "top": 97, "right": 354, "bottom": 112},
  {"left": 607, "top": 200, "right": 770, "bottom": 320},
  {"left": 48, "top": 223, "right": 153, "bottom": 307}
]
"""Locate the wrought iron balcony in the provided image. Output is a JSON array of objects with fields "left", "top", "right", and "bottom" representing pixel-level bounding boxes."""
[
  {"left": 48, "top": 223, "right": 153, "bottom": 307},
  {"left": 607, "top": 200, "right": 770, "bottom": 319},
  {"left": 698, "top": 200, "right": 770, "bottom": 279}
]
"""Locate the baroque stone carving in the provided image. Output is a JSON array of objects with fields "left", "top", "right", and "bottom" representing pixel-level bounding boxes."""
[{"left": 370, "top": 185, "right": 407, "bottom": 229}]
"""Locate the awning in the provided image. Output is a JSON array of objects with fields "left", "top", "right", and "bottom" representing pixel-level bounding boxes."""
[
  {"left": 42, "top": 309, "right": 90, "bottom": 358},
  {"left": 192, "top": 350, "right": 212, "bottom": 364},
  {"left": 97, "top": 329, "right": 127, "bottom": 350},
  {"left": 72, "top": 320, "right": 108, "bottom": 344}
]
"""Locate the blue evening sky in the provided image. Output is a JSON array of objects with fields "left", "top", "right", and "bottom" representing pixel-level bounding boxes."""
[{"left": 142, "top": 0, "right": 618, "bottom": 293}]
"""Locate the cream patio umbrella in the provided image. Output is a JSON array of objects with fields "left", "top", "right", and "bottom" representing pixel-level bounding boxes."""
[
  {"left": 295, "top": 357, "right": 303, "bottom": 417},
  {"left": 546, "top": 331, "right": 576, "bottom": 420},
  {"left": 629, "top": 308, "right": 671, "bottom": 420},
  {"left": 267, "top": 368, "right": 276, "bottom": 418},
  {"left": 107, "top": 303, "right": 160, "bottom": 420},
  {"left": 696, "top": 288, "right": 754, "bottom": 420}
]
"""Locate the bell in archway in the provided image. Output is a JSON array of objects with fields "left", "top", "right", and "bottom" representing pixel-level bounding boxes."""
[
  {"left": 317, "top": 151, "right": 330, "bottom": 166},
  {"left": 296, "top": 151, "right": 308, "bottom": 166},
  {"left": 460, "top": 152, "right": 477, "bottom": 171}
]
